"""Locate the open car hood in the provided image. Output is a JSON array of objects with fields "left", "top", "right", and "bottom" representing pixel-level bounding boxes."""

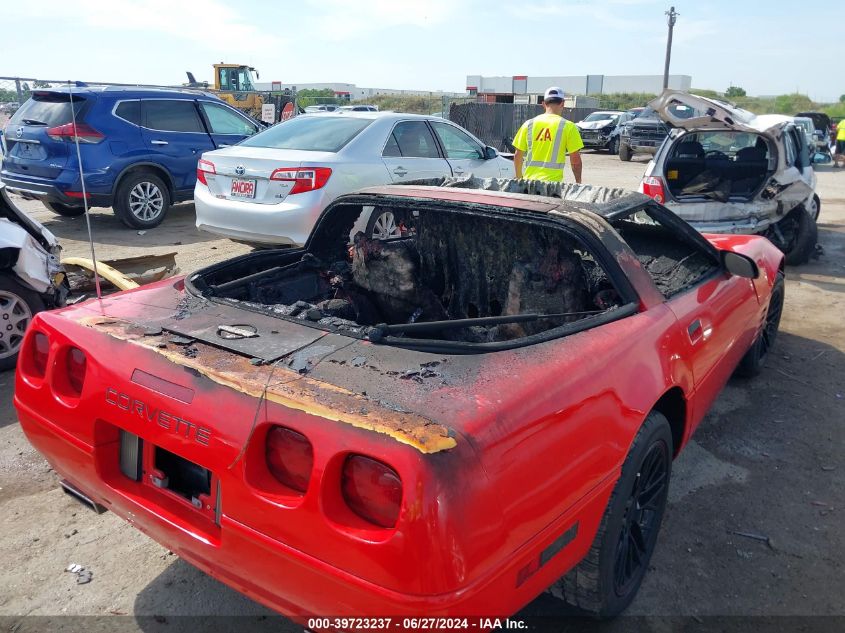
[{"left": 648, "top": 91, "right": 760, "bottom": 133}]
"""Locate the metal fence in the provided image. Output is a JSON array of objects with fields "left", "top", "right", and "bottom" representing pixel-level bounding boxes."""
[{"left": 444, "top": 100, "right": 597, "bottom": 152}]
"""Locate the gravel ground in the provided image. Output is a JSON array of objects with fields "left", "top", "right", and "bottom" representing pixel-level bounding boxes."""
[{"left": 0, "top": 151, "right": 842, "bottom": 631}]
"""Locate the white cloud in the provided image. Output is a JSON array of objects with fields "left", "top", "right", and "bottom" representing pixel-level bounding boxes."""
[
  {"left": 302, "top": 0, "right": 460, "bottom": 41},
  {"left": 6, "top": 0, "right": 281, "bottom": 52}
]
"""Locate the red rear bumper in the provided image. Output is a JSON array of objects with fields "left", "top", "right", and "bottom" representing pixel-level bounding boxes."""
[{"left": 16, "top": 397, "right": 612, "bottom": 618}]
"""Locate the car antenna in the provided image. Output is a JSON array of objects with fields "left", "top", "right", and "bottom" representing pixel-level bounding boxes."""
[{"left": 67, "top": 80, "right": 103, "bottom": 301}]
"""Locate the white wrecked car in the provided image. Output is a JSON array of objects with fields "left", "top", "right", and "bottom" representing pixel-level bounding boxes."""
[
  {"left": 0, "top": 183, "right": 67, "bottom": 369},
  {"left": 575, "top": 110, "right": 623, "bottom": 152},
  {"left": 639, "top": 91, "right": 819, "bottom": 265}
]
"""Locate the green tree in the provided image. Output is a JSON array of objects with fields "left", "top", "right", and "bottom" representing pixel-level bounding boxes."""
[
  {"left": 725, "top": 86, "right": 747, "bottom": 98},
  {"left": 296, "top": 88, "right": 340, "bottom": 108},
  {"left": 840, "top": 94, "right": 845, "bottom": 103}
]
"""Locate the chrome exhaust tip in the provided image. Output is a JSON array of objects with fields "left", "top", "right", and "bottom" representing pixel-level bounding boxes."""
[{"left": 60, "top": 480, "right": 107, "bottom": 514}]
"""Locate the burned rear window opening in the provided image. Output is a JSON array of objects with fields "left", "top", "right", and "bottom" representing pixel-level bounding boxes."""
[{"left": 189, "top": 202, "right": 638, "bottom": 352}]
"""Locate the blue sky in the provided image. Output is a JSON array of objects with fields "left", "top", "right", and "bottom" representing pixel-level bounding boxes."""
[{"left": 3, "top": 0, "right": 843, "bottom": 101}]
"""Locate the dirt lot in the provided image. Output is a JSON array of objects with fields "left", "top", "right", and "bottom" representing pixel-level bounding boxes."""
[{"left": 0, "top": 152, "right": 842, "bottom": 631}]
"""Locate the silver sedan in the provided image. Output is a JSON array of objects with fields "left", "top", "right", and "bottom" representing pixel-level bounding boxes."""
[{"left": 194, "top": 112, "right": 514, "bottom": 246}]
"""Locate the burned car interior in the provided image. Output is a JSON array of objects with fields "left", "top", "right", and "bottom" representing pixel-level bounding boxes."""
[
  {"left": 188, "top": 184, "right": 722, "bottom": 352},
  {"left": 664, "top": 131, "right": 774, "bottom": 201}
]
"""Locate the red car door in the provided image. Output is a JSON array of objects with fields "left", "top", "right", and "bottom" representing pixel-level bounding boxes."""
[{"left": 665, "top": 272, "right": 758, "bottom": 431}]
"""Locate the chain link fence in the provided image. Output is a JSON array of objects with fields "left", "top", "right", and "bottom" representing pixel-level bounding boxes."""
[{"left": 444, "top": 98, "right": 597, "bottom": 152}]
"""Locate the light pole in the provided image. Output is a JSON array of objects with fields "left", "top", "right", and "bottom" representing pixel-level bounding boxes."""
[{"left": 663, "top": 6, "right": 678, "bottom": 91}]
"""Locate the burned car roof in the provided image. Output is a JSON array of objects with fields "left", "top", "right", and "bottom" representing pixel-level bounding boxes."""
[{"left": 348, "top": 177, "right": 653, "bottom": 221}]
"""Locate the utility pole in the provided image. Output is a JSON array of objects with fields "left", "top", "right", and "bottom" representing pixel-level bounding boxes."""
[{"left": 663, "top": 6, "right": 678, "bottom": 91}]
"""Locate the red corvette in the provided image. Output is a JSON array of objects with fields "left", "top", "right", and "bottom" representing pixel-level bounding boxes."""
[{"left": 15, "top": 182, "right": 784, "bottom": 619}]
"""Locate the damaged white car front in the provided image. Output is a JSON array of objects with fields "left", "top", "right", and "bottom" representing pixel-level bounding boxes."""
[
  {"left": 639, "top": 91, "right": 819, "bottom": 265},
  {"left": 0, "top": 183, "right": 68, "bottom": 369}
]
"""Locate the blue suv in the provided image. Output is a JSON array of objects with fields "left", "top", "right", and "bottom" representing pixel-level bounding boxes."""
[{"left": 1, "top": 86, "right": 260, "bottom": 229}]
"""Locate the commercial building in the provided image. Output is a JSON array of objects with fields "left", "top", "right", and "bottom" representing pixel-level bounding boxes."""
[{"left": 465, "top": 74, "right": 692, "bottom": 103}]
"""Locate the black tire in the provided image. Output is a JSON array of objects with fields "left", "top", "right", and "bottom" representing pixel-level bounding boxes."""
[
  {"left": 366, "top": 208, "right": 407, "bottom": 240},
  {"left": 607, "top": 137, "right": 619, "bottom": 155},
  {"left": 736, "top": 270, "right": 784, "bottom": 378},
  {"left": 767, "top": 207, "right": 817, "bottom": 266},
  {"left": 618, "top": 142, "right": 632, "bottom": 162},
  {"left": 42, "top": 201, "right": 85, "bottom": 217},
  {"left": 0, "top": 273, "right": 46, "bottom": 371},
  {"left": 553, "top": 411, "right": 672, "bottom": 617},
  {"left": 113, "top": 171, "right": 171, "bottom": 229}
]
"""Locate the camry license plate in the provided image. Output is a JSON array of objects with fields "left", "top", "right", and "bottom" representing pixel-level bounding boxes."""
[{"left": 230, "top": 179, "right": 256, "bottom": 199}]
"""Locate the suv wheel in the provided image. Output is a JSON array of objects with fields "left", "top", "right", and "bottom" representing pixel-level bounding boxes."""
[
  {"left": 0, "top": 273, "right": 45, "bottom": 371},
  {"left": 608, "top": 137, "right": 619, "bottom": 154},
  {"left": 618, "top": 142, "right": 632, "bottom": 162},
  {"left": 42, "top": 201, "right": 85, "bottom": 217},
  {"left": 114, "top": 171, "right": 171, "bottom": 229}
]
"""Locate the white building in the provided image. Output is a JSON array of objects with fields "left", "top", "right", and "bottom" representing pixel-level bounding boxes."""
[{"left": 465, "top": 74, "right": 692, "bottom": 103}]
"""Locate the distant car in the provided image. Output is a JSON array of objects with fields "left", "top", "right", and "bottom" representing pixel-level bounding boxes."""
[
  {"left": 607, "top": 107, "right": 643, "bottom": 155},
  {"left": 575, "top": 110, "right": 623, "bottom": 152},
  {"left": 1, "top": 86, "right": 260, "bottom": 229},
  {"left": 194, "top": 112, "right": 514, "bottom": 246},
  {"left": 0, "top": 102, "right": 20, "bottom": 115},
  {"left": 0, "top": 181, "right": 66, "bottom": 370},
  {"left": 304, "top": 104, "right": 339, "bottom": 113},
  {"left": 618, "top": 105, "right": 689, "bottom": 161},
  {"left": 338, "top": 105, "right": 379, "bottom": 112},
  {"left": 641, "top": 91, "right": 819, "bottom": 265}
]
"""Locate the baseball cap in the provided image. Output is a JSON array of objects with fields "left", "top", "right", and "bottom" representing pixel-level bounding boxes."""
[{"left": 544, "top": 86, "right": 565, "bottom": 102}]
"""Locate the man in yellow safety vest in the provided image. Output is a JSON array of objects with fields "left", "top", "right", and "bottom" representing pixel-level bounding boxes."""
[
  {"left": 835, "top": 119, "right": 845, "bottom": 168},
  {"left": 513, "top": 87, "right": 584, "bottom": 183}
]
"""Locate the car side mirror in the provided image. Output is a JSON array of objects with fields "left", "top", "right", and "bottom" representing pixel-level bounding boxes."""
[
  {"left": 483, "top": 146, "right": 498, "bottom": 160},
  {"left": 722, "top": 251, "right": 759, "bottom": 279}
]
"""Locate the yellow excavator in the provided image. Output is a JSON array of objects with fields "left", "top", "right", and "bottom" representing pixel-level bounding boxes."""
[{"left": 185, "top": 63, "right": 264, "bottom": 117}]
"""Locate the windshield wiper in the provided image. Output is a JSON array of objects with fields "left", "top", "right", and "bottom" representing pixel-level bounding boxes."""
[
  {"left": 21, "top": 119, "right": 47, "bottom": 126},
  {"left": 368, "top": 310, "right": 606, "bottom": 341}
]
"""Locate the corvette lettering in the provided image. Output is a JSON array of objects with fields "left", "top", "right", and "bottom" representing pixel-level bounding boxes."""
[{"left": 105, "top": 388, "right": 211, "bottom": 445}]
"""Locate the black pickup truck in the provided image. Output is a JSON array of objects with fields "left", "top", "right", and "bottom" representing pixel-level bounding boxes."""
[{"left": 617, "top": 106, "right": 672, "bottom": 161}]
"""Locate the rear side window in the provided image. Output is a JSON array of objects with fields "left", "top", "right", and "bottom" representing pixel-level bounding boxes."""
[
  {"left": 388, "top": 121, "right": 440, "bottom": 158},
  {"left": 611, "top": 207, "right": 720, "bottom": 298},
  {"left": 199, "top": 102, "right": 257, "bottom": 135},
  {"left": 240, "top": 116, "right": 372, "bottom": 152},
  {"left": 115, "top": 100, "right": 141, "bottom": 125},
  {"left": 9, "top": 92, "right": 86, "bottom": 127},
  {"left": 142, "top": 100, "right": 204, "bottom": 133}
]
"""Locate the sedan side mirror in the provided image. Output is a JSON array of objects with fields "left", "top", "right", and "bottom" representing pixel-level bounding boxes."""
[
  {"left": 722, "top": 251, "right": 759, "bottom": 279},
  {"left": 484, "top": 146, "right": 498, "bottom": 160}
]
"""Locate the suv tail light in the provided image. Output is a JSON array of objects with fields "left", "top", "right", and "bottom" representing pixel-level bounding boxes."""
[
  {"left": 341, "top": 455, "right": 402, "bottom": 528},
  {"left": 265, "top": 426, "right": 313, "bottom": 493},
  {"left": 32, "top": 332, "right": 50, "bottom": 376},
  {"left": 642, "top": 176, "right": 666, "bottom": 203},
  {"left": 197, "top": 159, "right": 215, "bottom": 186},
  {"left": 270, "top": 167, "right": 332, "bottom": 195},
  {"left": 46, "top": 122, "right": 104, "bottom": 144},
  {"left": 66, "top": 348, "right": 87, "bottom": 395}
]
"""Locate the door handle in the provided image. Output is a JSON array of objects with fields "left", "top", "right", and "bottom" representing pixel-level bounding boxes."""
[
  {"left": 453, "top": 168, "right": 465, "bottom": 175},
  {"left": 393, "top": 167, "right": 408, "bottom": 177},
  {"left": 150, "top": 140, "right": 168, "bottom": 145},
  {"left": 218, "top": 143, "right": 232, "bottom": 148},
  {"left": 687, "top": 319, "right": 703, "bottom": 344}
]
